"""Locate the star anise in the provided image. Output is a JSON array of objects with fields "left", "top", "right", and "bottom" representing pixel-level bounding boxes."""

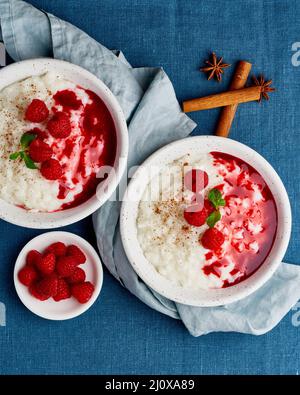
[
  {"left": 251, "top": 75, "right": 275, "bottom": 102},
  {"left": 200, "top": 52, "right": 231, "bottom": 82}
]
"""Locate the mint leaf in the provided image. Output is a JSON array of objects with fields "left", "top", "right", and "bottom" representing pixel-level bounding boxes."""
[
  {"left": 9, "top": 152, "right": 20, "bottom": 160},
  {"left": 207, "top": 210, "right": 221, "bottom": 228},
  {"left": 208, "top": 188, "right": 226, "bottom": 209},
  {"left": 20, "top": 133, "right": 37, "bottom": 149},
  {"left": 208, "top": 188, "right": 222, "bottom": 207},
  {"left": 20, "top": 152, "right": 38, "bottom": 170},
  {"left": 219, "top": 198, "right": 226, "bottom": 206}
]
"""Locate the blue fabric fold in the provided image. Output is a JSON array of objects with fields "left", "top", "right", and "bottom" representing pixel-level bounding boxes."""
[{"left": 1, "top": 0, "right": 300, "bottom": 336}]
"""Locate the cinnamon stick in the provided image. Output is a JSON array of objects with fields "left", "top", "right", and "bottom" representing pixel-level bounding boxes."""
[
  {"left": 215, "top": 61, "right": 252, "bottom": 137},
  {"left": 183, "top": 86, "right": 261, "bottom": 113}
]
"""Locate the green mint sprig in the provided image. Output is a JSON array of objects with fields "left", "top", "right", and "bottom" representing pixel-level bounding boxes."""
[
  {"left": 9, "top": 133, "right": 38, "bottom": 170},
  {"left": 20, "top": 133, "right": 37, "bottom": 149},
  {"left": 206, "top": 210, "right": 221, "bottom": 228},
  {"left": 206, "top": 188, "right": 226, "bottom": 228},
  {"left": 208, "top": 188, "right": 226, "bottom": 209}
]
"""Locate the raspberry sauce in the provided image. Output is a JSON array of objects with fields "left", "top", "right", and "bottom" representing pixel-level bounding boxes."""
[
  {"left": 203, "top": 152, "right": 277, "bottom": 287},
  {"left": 48, "top": 88, "right": 117, "bottom": 210},
  {"left": 53, "top": 89, "right": 82, "bottom": 111}
]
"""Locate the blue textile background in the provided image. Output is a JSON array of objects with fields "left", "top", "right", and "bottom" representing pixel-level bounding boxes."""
[{"left": 0, "top": 0, "right": 300, "bottom": 374}]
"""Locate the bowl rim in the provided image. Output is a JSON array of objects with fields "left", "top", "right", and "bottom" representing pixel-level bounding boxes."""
[
  {"left": 13, "top": 231, "right": 103, "bottom": 320},
  {"left": 120, "top": 135, "right": 292, "bottom": 307},
  {"left": 0, "top": 58, "right": 129, "bottom": 229}
]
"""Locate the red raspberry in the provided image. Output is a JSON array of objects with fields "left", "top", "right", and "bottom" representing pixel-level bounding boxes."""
[
  {"left": 47, "top": 112, "right": 71, "bottom": 138},
  {"left": 72, "top": 281, "right": 95, "bottom": 304},
  {"left": 36, "top": 252, "right": 56, "bottom": 276},
  {"left": 29, "top": 127, "right": 48, "bottom": 140},
  {"left": 25, "top": 99, "right": 49, "bottom": 123},
  {"left": 56, "top": 256, "right": 77, "bottom": 277},
  {"left": 185, "top": 169, "right": 209, "bottom": 192},
  {"left": 184, "top": 205, "right": 209, "bottom": 227},
  {"left": 45, "top": 242, "right": 67, "bottom": 258},
  {"left": 204, "top": 199, "right": 215, "bottom": 213},
  {"left": 67, "top": 267, "right": 86, "bottom": 285},
  {"left": 26, "top": 250, "right": 42, "bottom": 267},
  {"left": 200, "top": 228, "right": 225, "bottom": 251},
  {"left": 18, "top": 266, "right": 38, "bottom": 286},
  {"left": 36, "top": 275, "right": 58, "bottom": 297},
  {"left": 66, "top": 245, "right": 86, "bottom": 264},
  {"left": 53, "top": 278, "right": 71, "bottom": 302},
  {"left": 29, "top": 282, "right": 49, "bottom": 301},
  {"left": 29, "top": 139, "right": 53, "bottom": 163},
  {"left": 40, "top": 159, "right": 63, "bottom": 180}
]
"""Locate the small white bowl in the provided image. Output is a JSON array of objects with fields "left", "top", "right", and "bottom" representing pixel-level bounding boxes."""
[
  {"left": 120, "top": 136, "right": 292, "bottom": 307},
  {"left": 0, "top": 58, "right": 128, "bottom": 229},
  {"left": 14, "top": 231, "right": 103, "bottom": 320}
]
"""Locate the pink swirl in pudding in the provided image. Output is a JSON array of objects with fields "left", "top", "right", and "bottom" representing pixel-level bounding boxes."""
[
  {"left": 49, "top": 89, "right": 117, "bottom": 209},
  {"left": 203, "top": 152, "right": 277, "bottom": 286}
]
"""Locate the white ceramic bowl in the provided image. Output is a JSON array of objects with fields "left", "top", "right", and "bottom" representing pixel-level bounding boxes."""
[
  {"left": 14, "top": 231, "right": 103, "bottom": 320},
  {"left": 120, "top": 136, "right": 292, "bottom": 307},
  {"left": 0, "top": 58, "right": 128, "bottom": 228}
]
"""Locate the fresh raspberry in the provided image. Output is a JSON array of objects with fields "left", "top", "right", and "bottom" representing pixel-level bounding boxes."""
[
  {"left": 29, "top": 139, "right": 53, "bottom": 163},
  {"left": 72, "top": 281, "right": 95, "bottom": 304},
  {"left": 67, "top": 267, "right": 86, "bottom": 285},
  {"left": 40, "top": 159, "right": 63, "bottom": 180},
  {"left": 26, "top": 250, "right": 42, "bottom": 267},
  {"left": 36, "top": 252, "right": 56, "bottom": 276},
  {"left": 35, "top": 275, "right": 58, "bottom": 297},
  {"left": 200, "top": 228, "right": 225, "bottom": 251},
  {"left": 66, "top": 245, "right": 86, "bottom": 264},
  {"left": 53, "top": 278, "right": 71, "bottom": 302},
  {"left": 204, "top": 199, "right": 215, "bottom": 214},
  {"left": 29, "top": 127, "right": 48, "bottom": 140},
  {"left": 56, "top": 256, "right": 77, "bottom": 277},
  {"left": 45, "top": 242, "right": 67, "bottom": 258},
  {"left": 29, "top": 282, "right": 49, "bottom": 301},
  {"left": 185, "top": 169, "right": 209, "bottom": 192},
  {"left": 25, "top": 99, "right": 49, "bottom": 123},
  {"left": 184, "top": 205, "right": 209, "bottom": 227},
  {"left": 47, "top": 112, "right": 71, "bottom": 138},
  {"left": 18, "top": 266, "right": 38, "bottom": 286}
]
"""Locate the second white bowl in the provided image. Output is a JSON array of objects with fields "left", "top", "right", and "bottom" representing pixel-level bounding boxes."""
[{"left": 120, "top": 136, "right": 292, "bottom": 307}]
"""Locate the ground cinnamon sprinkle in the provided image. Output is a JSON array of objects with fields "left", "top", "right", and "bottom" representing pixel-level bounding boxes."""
[
  {"left": 152, "top": 193, "right": 194, "bottom": 248},
  {"left": 154, "top": 205, "right": 161, "bottom": 214}
]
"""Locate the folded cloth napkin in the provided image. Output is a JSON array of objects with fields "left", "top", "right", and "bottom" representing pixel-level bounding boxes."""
[{"left": 1, "top": 0, "right": 300, "bottom": 336}]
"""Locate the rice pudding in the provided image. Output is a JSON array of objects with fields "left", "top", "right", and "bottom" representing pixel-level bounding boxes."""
[
  {"left": 0, "top": 72, "right": 116, "bottom": 212},
  {"left": 137, "top": 152, "right": 277, "bottom": 289}
]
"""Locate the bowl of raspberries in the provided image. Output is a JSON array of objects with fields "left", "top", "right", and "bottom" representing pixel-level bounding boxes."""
[{"left": 14, "top": 231, "right": 103, "bottom": 320}]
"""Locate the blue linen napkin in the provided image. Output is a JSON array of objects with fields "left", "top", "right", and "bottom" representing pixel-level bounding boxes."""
[{"left": 1, "top": 0, "right": 300, "bottom": 336}]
